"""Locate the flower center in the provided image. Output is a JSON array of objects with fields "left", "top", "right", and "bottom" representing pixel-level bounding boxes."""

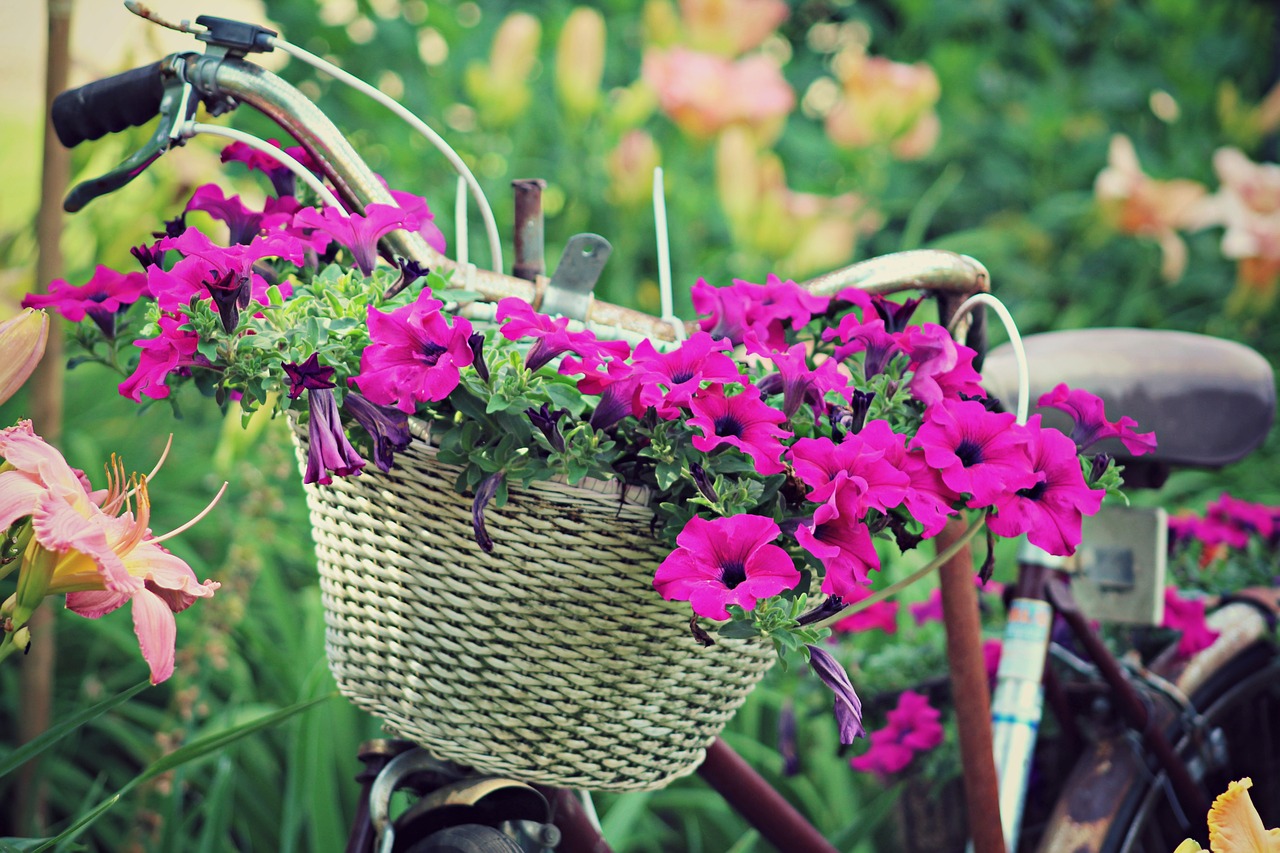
[
  {"left": 721, "top": 560, "right": 747, "bottom": 589},
  {"left": 420, "top": 340, "right": 448, "bottom": 366},
  {"left": 713, "top": 414, "right": 745, "bottom": 439},
  {"left": 670, "top": 369, "right": 696, "bottom": 384},
  {"left": 955, "top": 437, "right": 984, "bottom": 467},
  {"left": 1017, "top": 479, "right": 1048, "bottom": 501}
]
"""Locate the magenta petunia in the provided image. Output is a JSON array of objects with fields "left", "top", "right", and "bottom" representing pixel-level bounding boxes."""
[
  {"left": 911, "top": 398, "right": 1039, "bottom": 507},
  {"left": 688, "top": 384, "right": 791, "bottom": 476},
  {"left": 789, "top": 425, "right": 911, "bottom": 511},
  {"left": 388, "top": 188, "right": 448, "bottom": 255},
  {"left": 987, "top": 416, "right": 1105, "bottom": 556},
  {"left": 850, "top": 690, "right": 945, "bottom": 778},
  {"left": 184, "top": 183, "right": 298, "bottom": 246},
  {"left": 631, "top": 331, "right": 743, "bottom": 418},
  {"left": 353, "top": 287, "right": 475, "bottom": 412},
  {"left": 220, "top": 138, "right": 320, "bottom": 197},
  {"left": 495, "top": 297, "right": 630, "bottom": 371},
  {"left": 1205, "top": 493, "right": 1275, "bottom": 542},
  {"left": 118, "top": 315, "right": 209, "bottom": 402},
  {"left": 653, "top": 514, "right": 800, "bottom": 620},
  {"left": 754, "top": 343, "right": 854, "bottom": 418},
  {"left": 822, "top": 315, "right": 903, "bottom": 379},
  {"left": 301, "top": 386, "right": 366, "bottom": 485},
  {"left": 293, "top": 203, "right": 419, "bottom": 276},
  {"left": 23, "top": 265, "right": 148, "bottom": 338},
  {"left": 1036, "top": 383, "right": 1157, "bottom": 456},
  {"left": 692, "top": 273, "right": 829, "bottom": 349},
  {"left": 795, "top": 477, "right": 882, "bottom": 597},
  {"left": 560, "top": 355, "right": 643, "bottom": 429},
  {"left": 1162, "top": 587, "right": 1220, "bottom": 658},
  {"left": 899, "top": 323, "right": 987, "bottom": 406}
]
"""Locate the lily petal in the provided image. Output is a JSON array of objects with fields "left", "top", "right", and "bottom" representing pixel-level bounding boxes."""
[{"left": 131, "top": 588, "right": 178, "bottom": 684}]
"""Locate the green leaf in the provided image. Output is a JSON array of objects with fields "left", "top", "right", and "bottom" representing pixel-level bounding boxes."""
[
  {"left": 0, "top": 679, "right": 151, "bottom": 779},
  {"left": 32, "top": 693, "right": 335, "bottom": 851}
]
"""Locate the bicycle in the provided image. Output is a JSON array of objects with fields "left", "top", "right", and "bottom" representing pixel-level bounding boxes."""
[{"left": 42, "top": 6, "right": 1279, "bottom": 853}]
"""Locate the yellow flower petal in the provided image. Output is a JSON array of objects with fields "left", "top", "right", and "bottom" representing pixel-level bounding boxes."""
[
  {"left": 1207, "top": 778, "right": 1280, "bottom": 853},
  {"left": 1172, "top": 839, "right": 1203, "bottom": 853}
]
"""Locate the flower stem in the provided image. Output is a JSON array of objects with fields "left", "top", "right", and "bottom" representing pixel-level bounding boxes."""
[{"left": 809, "top": 512, "right": 988, "bottom": 630}]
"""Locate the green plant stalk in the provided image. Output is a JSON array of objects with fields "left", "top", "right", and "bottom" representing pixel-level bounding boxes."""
[{"left": 809, "top": 512, "right": 988, "bottom": 631}]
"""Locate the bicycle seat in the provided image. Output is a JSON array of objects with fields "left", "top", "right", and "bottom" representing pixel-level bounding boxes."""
[{"left": 980, "top": 328, "right": 1275, "bottom": 470}]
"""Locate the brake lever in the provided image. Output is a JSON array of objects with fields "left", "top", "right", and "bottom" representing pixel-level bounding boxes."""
[{"left": 62, "top": 54, "right": 199, "bottom": 213}]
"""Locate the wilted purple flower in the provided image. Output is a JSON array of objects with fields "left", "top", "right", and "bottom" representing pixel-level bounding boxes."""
[
  {"left": 343, "top": 390, "right": 412, "bottom": 473},
  {"left": 467, "top": 332, "right": 489, "bottom": 383},
  {"left": 526, "top": 403, "right": 569, "bottom": 452},
  {"left": 472, "top": 471, "right": 505, "bottom": 553},
  {"left": 282, "top": 352, "right": 335, "bottom": 399},
  {"left": 779, "top": 699, "right": 800, "bottom": 776},
  {"left": 303, "top": 387, "right": 366, "bottom": 485},
  {"left": 806, "top": 643, "right": 865, "bottom": 744}
]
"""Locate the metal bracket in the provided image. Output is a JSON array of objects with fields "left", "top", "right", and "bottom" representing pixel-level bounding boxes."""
[
  {"left": 540, "top": 233, "right": 611, "bottom": 321},
  {"left": 1069, "top": 504, "right": 1168, "bottom": 626}
]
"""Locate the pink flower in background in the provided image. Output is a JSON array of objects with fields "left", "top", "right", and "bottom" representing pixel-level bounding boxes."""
[
  {"left": 1162, "top": 587, "right": 1220, "bottom": 658},
  {"left": 355, "top": 288, "right": 475, "bottom": 411},
  {"left": 1036, "top": 383, "right": 1157, "bottom": 456},
  {"left": 910, "top": 588, "right": 944, "bottom": 625},
  {"left": 643, "top": 47, "right": 794, "bottom": 141},
  {"left": 825, "top": 45, "right": 941, "bottom": 160},
  {"left": 911, "top": 398, "right": 1038, "bottom": 507},
  {"left": 831, "top": 587, "right": 899, "bottom": 635},
  {"left": 1195, "top": 147, "right": 1280, "bottom": 308},
  {"left": 24, "top": 265, "right": 148, "bottom": 338},
  {"left": 688, "top": 384, "right": 790, "bottom": 476},
  {"left": 983, "top": 638, "right": 1003, "bottom": 686},
  {"left": 850, "top": 690, "right": 945, "bottom": 778},
  {"left": 676, "top": 0, "right": 789, "bottom": 56},
  {"left": 987, "top": 416, "right": 1105, "bottom": 556},
  {"left": 1094, "top": 134, "right": 1207, "bottom": 281},
  {"left": 118, "top": 315, "right": 209, "bottom": 402},
  {"left": 796, "top": 476, "right": 882, "bottom": 597},
  {"left": 654, "top": 514, "right": 800, "bottom": 620}
]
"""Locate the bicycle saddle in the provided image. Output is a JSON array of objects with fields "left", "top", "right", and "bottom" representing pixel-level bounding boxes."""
[{"left": 980, "top": 327, "right": 1275, "bottom": 470}]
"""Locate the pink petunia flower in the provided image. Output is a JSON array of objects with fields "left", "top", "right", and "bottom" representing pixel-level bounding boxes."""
[
  {"left": 118, "top": 315, "right": 210, "bottom": 402},
  {"left": 1162, "top": 587, "right": 1221, "bottom": 658},
  {"left": 220, "top": 138, "right": 320, "bottom": 197},
  {"left": 23, "top": 265, "right": 149, "bottom": 339},
  {"left": 631, "top": 331, "right": 743, "bottom": 418},
  {"left": 795, "top": 476, "right": 882, "bottom": 597},
  {"left": 184, "top": 183, "right": 299, "bottom": 246},
  {"left": 1036, "top": 383, "right": 1157, "bottom": 456},
  {"left": 788, "top": 424, "right": 911, "bottom": 510},
  {"left": 388, "top": 188, "right": 448, "bottom": 255},
  {"left": 911, "top": 398, "right": 1038, "bottom": 507},
  {"left": 687, "top": 384, "right": 791, "bottom": 476},
  {"left": 822, "top": 315, "right": 903, "bottom": 379},
  {"left": 899, "top": 323, "right": 986, "bottom": 406},
  {"left": 850, "top": 690, "right": 945, "bottom": 778},
  {"left": 354, "top": 288, "right": 475, "bottom": 412},
  {"left": 986, "top": 416, "right": 1105, "bottom": 556},
  {"left": 754, "top": 343, "right": 852, "bottom": 418},
  {"left": 292, "top": 203, "right": 419, "bottom": 276},
  {"left": 653, "top": 514, "right": 800, "bottom": 620},
  {"left": 560, "top": 355, "right": 644, "bottom": 430},
  {"left": 495, "top": 297, "right": 630, "bottom": 371},
  {"left": 692, "top": 274, "right": 830, "bottom": 349}
]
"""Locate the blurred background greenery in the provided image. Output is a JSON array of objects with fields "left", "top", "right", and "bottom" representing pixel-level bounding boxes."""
[{"left": 2, "top": 0, "right": 1278, "bottom": 849}]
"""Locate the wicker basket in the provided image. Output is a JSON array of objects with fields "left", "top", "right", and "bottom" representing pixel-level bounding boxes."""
[{"left": 292, "top": 418, "right": 776, "bottom": 791}]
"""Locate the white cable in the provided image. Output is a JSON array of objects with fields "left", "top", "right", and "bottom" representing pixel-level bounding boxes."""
[
  {"left": 948, "top": 292, "right": 1030, "bottom": 425},
  {"left": 455, "top": 176, "right": 469, "bottom": 267},
  {"left": 184, "top": 122, "right": 343, "bottom": 210},
  {"left": 653, "top": 167, "right": 684, "bottom": 341},
  {"left": 268, "top": 35, "right": 504, "bottom": 274}
]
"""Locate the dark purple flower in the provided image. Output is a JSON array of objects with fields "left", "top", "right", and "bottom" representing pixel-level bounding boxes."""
[
  {"left": 806, "top": 644, "right": 865, "bottom": 745},
  {"left": 343, "top": 390, "right": 412, "bottom": 473},
  {"left": 466, "top": 332, "right": 489, "bottom": 383},
  {"left": 526, "top": 403, "right": 569, "bottom": 452},
  {"left": 690, "top": 462, "right": 718, "bottom": 503},
  {"left": 779, "top": 700, "right": 801, "bottom": 776},
  {"left": 130, "top": 242, "right": 165, "bottom": 271},
  {"left": 203, "top": 268, "right": 252, "bottom": 333},
  {"left": 870, "top": 294, "right": 922, "bottom": 333},
  {"left": 472, "top": 471, "right": 505, "bottom": 553},
  {"left": 303, "top": 387, "right": 366, "bottom": 485},
  {"left": 282, "top": 353, "right": 336, "bottom": 399}
]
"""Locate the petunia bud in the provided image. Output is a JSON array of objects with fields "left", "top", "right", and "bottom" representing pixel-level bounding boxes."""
[
  {"left": 467, "top": 332, "right": 489, "bottom": 383},
  {"left": 555, "top": 7, "right": 606, "bottom": 119},
  {"left": 472, "top": 471, "right": 505, "bottom": 553},
  {"left": 806, "top": 643, "right": 865, "bottom": 744},
  {"left": 0, "top": 309, "right": 49, "bottom": 406}
]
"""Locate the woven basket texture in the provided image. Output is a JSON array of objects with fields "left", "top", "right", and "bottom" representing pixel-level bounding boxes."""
[{"left": 293, "top": 420, "right": 776, "bottom": 791}]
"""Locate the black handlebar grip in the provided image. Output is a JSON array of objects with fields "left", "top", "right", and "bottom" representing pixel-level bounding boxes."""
[{"left": 51, "top": 61, "right": 167, "bottom": 148}]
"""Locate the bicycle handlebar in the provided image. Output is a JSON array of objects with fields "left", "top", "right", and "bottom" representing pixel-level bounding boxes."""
[{"left": 52, "top": 61, "right": 169, "bottom": 148}]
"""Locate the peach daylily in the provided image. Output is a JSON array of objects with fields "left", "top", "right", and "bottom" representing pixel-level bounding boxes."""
[
  {"left": 677, "top": 0, "right": 789, "bottom": 56},
  {"left": 824, "top": 45, "right": 941, "bottom": 160},
  {"left": 1173, "top": 777, "right": 1280, "bottom": 852},
  {"left": 1094, "top": 134, "right": 1208, "bottom": 282},
  {"left": 0, "top": 421, "right": 220, "bottom": 683},
  {"left": 1199, "top": 148, "right": 1280, "bottom": 310},
  {"left": 642, "top": 47, "right": 794, "bottom": 142}
]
